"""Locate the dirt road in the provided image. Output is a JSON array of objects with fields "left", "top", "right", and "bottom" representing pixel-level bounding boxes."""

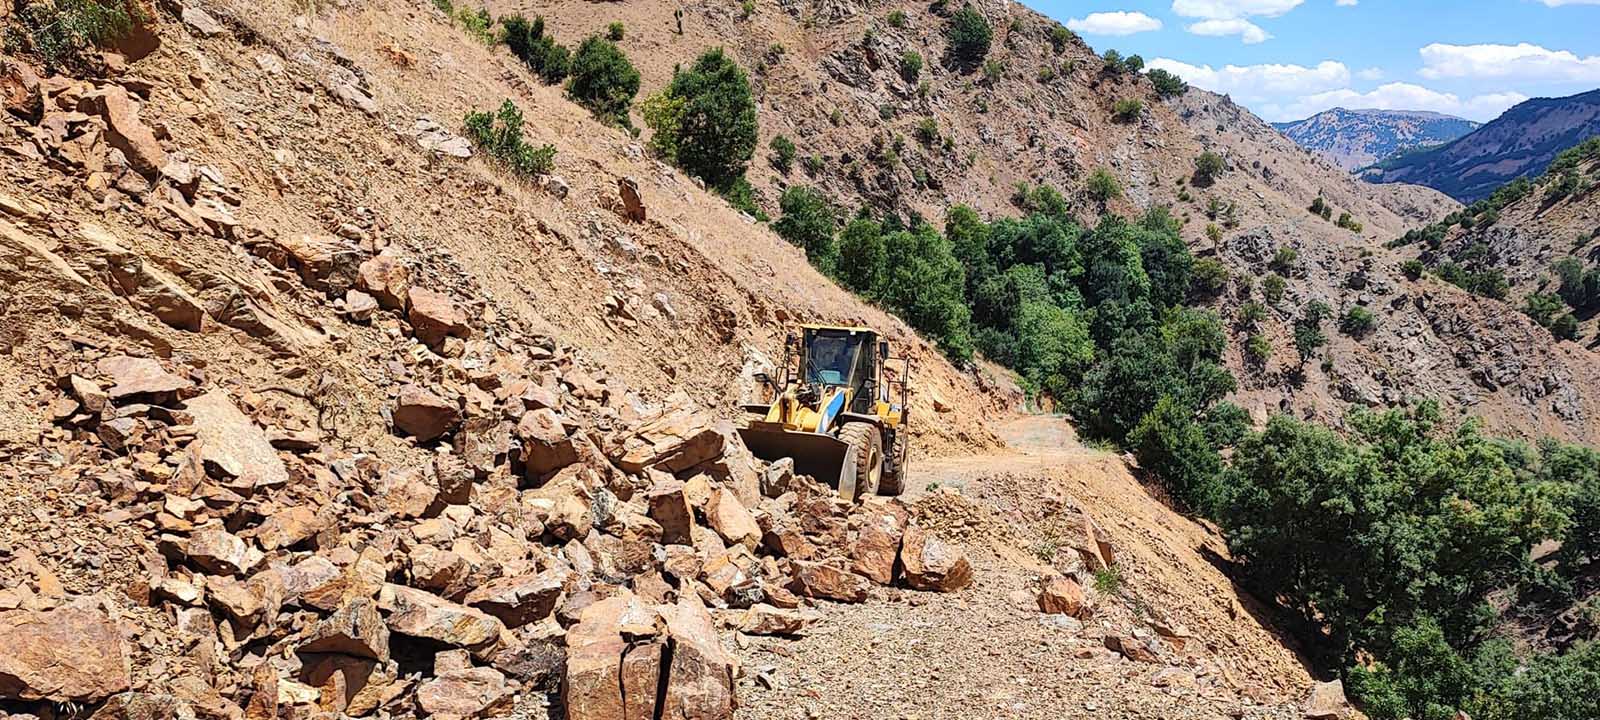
[{"left": 731, "top": 416, "right": 1312, "bottom": 720}]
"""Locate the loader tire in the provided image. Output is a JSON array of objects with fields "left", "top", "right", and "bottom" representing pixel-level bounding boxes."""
[
  {"left": 839, "top": 422, "right": 882, "bottom": 499},
  {"left": 879, "top": 429, "right": 906, "bottom": 496}
]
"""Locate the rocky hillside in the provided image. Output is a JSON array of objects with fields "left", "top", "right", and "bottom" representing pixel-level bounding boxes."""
[
  {"left": 1272, "top": 107, "right": 1478, "bottom": 172},
  {"left": 1363, "top": 88, "right": 1600, "bottom": 202}
]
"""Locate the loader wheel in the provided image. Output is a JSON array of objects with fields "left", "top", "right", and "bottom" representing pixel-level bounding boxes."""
[
  {"left": 879, "top": 429, "right": 906, "bottom": 496},
  {"left": 839, "top": 422, "right": 882, "bottom": 500}
]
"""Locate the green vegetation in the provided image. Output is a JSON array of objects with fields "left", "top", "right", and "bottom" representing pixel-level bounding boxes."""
[
  {"left": 1148, "top": 68, "right": 1188, "bottom": 98},
  {"left": 644, "top": 48, "right": 758, "bottom": 192},
  {"left": 769, "top": 135, "right": 796, "bottom": 174},
  {"left": 464, "top": 100, "right": 557, "bottom": 178},
  {"left": 1112, "top": 99, "right": 1144, "bottom": 123},
  {"left": 900, "top": 50, "right": 923, "bottom": 81},
  {"left": 566, "top": 36, "right": 639, "bottom": 126},
  {"left": 5, "top": 0, "right": 136, "bottom": 70},
  {"left": 943, "top": 3, "right": 992, "bottom": 70},
  {"left": 503, "top": 15, "right": 571, "bottom": 84}
]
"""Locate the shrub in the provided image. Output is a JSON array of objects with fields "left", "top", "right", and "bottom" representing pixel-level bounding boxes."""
[
  {"left": 1193, "top": 258, "right": 1229, "bottom": 295},
  {"left": 464, "top": 100, "right": 558, "bottom": 178},
  {"left": 1148, "top": 68, "right": 1188, "bottom": 98},
  {"left": 1112, "top": 98, "right": 1144, "bottom": 123},
  {"left": 900, "top": 50, "right": 923, "bottom": 81},
  {"left": 943, "top": 3, "right": 992, "bottom": 69},
  {"left": 7, "top": 0, "right": 136, "bottom": 71},
  {"left": 1193, "top": 151, "right": 1224, "bottom": 185},
  {"left": 646, "top": 48, "right": 759, "bottom": 190},
  {"left": 1262, "top": 273, "right": 1286, "bottom": 304},
  {"left": 566, "top": 36, "right": 640, "bottom": 125},
  {"left": 607, "top": 21, "right": 625, "bottom": 41},
  {"left": 887, "top": 9, "right": 907, "bottom": 28},
  {"left": 1086, "top": 168, "right": 1122, "bottom": 202},
  {"left": 1048, "top": 24, "right": 1074, "bottom": 53},
  {"left": 503, "top": 15, "right": 571, "bottom": 84},
  {"left": 1340, "top": 306, "right": 1375, "bottom": 337},
  {"left": 774, "top": 187, "right": 839, "bottom": 270}
]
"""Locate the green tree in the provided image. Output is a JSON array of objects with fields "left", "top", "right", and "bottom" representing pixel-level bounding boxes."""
[
  {"left": 1148, "top": 68, "right": 1188, "bottom": 98},
  {"left": 773, "top": 187, "right": 838, "bottom": 271},
  {"left": 566, "top": 36, "right": 640, "bottom": 125},
  {"left": 944, "top": 3, "right": 993, "bottom": 69},
  {"left": 651, "top": 48, "right": 759, "bottom": 190}
]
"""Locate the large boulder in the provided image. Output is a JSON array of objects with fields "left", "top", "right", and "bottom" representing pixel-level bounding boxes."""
[
  {"left": 0, "top": 606, "right": 131, "bottom": 701},
  {"left": 900, "top": 526, "right": 972, "bottom": 592}
]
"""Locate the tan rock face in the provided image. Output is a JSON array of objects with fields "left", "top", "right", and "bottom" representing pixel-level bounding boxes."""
[
  {"left": 1037, "top": 576, "right": 1087, "bottom": 618},
  {"left": 408, "top": 287, "right": 468, "bottom": 349},
  {"left": 706, "top": 488, "right": 761, "bottom": 550},
  {"left": 900, "top": 526, "right": 973, "bottom": 592},
  {"left": 0, "top": 606, "right": 131, "bottom": 701},
  {"left": 394, "top": 384, "right": 459, "bottom": 441}
]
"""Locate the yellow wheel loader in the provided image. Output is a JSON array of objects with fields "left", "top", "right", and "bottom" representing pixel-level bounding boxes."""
[{"left": 739, "top": 325, "right": 911, "bottom": 501}]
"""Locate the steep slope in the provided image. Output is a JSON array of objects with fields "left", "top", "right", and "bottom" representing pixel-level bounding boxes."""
[
  {"left": 1272, "top": 107, "right": 1478, "bottom": 172},
  {"left": 512, "top": 0, "right": 1600, "bottom": 445},
  {"left": 1363, "top": 88, "right": 1600, "bottom": 202}
]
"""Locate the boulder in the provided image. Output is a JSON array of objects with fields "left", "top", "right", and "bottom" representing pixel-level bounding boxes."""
[
  {"left": 517, "top": 408, "right": 578, "bottom": 477},
  {"left": 1304, "top": 680, "right": 1352, "bottom": 719},
  {"left": 356, "top": 252, "right": 410, "bottom": 310},
  {"left": 1037, "top": 576, "right": 1086, "bottom": 618},
  {"left": 900, "top": 526, "right": 972, "bottom": 592},
  {"left": 408, "top": 287, "right": 468, "bottom": 349},
  {"left": 645, "top": 478, "right": 695, "bottom": 545},
  {"left": 0, "top": 606, "right": 131, "bottom": 701},
  {"left": 790, "top": 561, "right": 869, "bottom": 603},
  {"left": 393, "top": 384, "right": 459, "bottom": 441},
  {"left": 463, "top": 569, "right": 566, "bottom": 628},
  {"left": 299, "top": 598, "right": 389, "bottom": 661},
  {"left": 381, "top": 585, "right": 504, "bottom": 648},
  {"left": 184, "top": 390, "right": 289, "bottom": 488},
  {"left": 81, "top": 86, "right": 164, "bottom": 176},
  {"left": 705, "top": 488, "right": 760, "bottom": 550}
]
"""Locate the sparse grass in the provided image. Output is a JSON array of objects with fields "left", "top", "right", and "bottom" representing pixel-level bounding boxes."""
[{"left": 1094, "top": 565, "right": 1123, "bottom": 594}]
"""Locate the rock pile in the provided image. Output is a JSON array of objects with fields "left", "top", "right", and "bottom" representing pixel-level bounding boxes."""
[{"left": 4, "top": 217, "right": 974, "bottom": 720}]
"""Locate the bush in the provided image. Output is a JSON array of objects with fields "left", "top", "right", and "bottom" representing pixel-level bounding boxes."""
[
  {"left": 1193, "top": 151, "right": 1224, "bottom": 185},
  {"left": 1340, "top": 306, "right": 1375, "bottom": 337},
  {"left": 773, "top": 187, "right": 838, "bottom": 271},
  {"left": 464, "top": 100, "right": 558, "bottom": 178},
  {"left": 1148, "top": 68, "right": 1188, "bottom": 98},
  {"left": 566, "top": 36, "right": 640, "bottom": 125},
  {"left": 607, "top": 21, "right": 625, "bottom": 41},
  {"left": 503, "top": 15, "right": 571, "bottom": 84},
  {"left": 1112, "top": 98, "right": 1144, "bottom": 123},
  {"left": 769, "top": 135, "right": 797, "bottom": 173},
  {"left": 1192, "top": 258, "right": 1229, "bottom": 296},
  {"left": 7, "top": 0, "right": 136, "bottom": 70},
  {"left": 900, "top": 50, "right": 923, "bottom": 81},
  {"left": 646, "top": 48, "right": 758, "bottom": 190},
  {"left": 1086, "top": 168, "right": 1122, "bottom": 202},
  {"left": 943, "top": 3, "right": 992, "bottom": 69}
]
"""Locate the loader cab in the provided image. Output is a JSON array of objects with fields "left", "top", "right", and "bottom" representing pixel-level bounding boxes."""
[{"left": 798, "top": 326, "right": 880, "bottom": 414}]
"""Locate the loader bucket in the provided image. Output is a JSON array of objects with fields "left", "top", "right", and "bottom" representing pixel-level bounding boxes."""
[{"left": 738, "top": 426, "right": 854, "bottom": 493}]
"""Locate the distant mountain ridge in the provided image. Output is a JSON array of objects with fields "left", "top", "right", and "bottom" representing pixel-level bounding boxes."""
[
  {"left": 1272, "top": 107, "right": 1479, "bottom": 172},
  {"left": 1361, "top": 88, "right": 1600, "bottom": 203}
]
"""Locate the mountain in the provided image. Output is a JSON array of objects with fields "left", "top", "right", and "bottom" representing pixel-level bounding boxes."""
[
  {"left": 1363, "top": 88, "right": 1600, "bottom": 202},
  {"left": 1272, "top": 107, "right": 1478, "bottom": 172}
]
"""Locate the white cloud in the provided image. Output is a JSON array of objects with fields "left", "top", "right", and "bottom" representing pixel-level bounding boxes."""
[
  {"left": 1419, "top": 42, "right": 1600, "bottom": 83},
  {"left": 1065, "top": 11, "right": 1163, "bottom": 36},
  {"left": 1186, "top": 18, "right": 1271, "bottom": 44},
  {"left": 1147, "top": 58, "right": 1350, "bottom": 99},
  {"left": 1276, "top": 83, "right": 1527, "bottom": 123},
  {"left": 1171, "top": 0, "right": 1303, "bottom": 20}
]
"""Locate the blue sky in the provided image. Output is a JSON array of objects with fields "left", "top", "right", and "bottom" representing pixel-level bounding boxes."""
[{"left": 1022, "top": 0, "right": 1600, "bottom": 122}]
